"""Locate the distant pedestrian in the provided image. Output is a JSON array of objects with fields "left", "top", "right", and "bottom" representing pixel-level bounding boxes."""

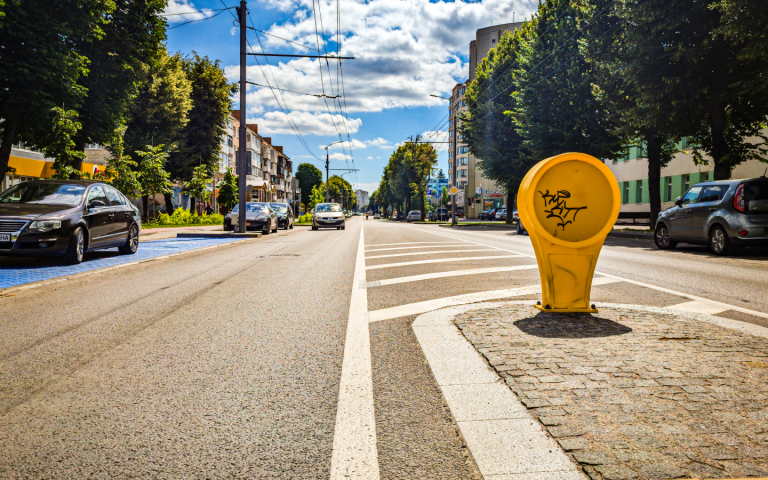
[
  {"left": 196, "top": 200, "right": 205, "bottom": 216},
  {"left": 205, "top": 202, "right": 213, "bottom": 215}
]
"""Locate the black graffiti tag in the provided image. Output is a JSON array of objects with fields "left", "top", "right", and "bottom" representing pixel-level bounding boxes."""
[{"left": 538, "top": 189, "right": 587, "bottom": 231}]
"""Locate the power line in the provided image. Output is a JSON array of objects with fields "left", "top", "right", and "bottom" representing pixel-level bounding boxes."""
[
  {"left": 245, "top": 26, "right": 321, "bottom": 52},
  {"left": 161, "top": 7, "right": 234, "bottom": 16},
  {"left": 167, "top": 8, "right": 231, "bottom": 29},
  {"left": 246, "top": 81, "right": 339, "bottom": 98}
]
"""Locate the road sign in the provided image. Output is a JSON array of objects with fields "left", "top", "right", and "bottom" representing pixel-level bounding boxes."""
[
  {"left": 517, "top": 152, "right": 620, "bottom": 314},
  {"left": 434, "top": 192, "right": 440, "bottom": 199},
  {"left": 449, "top": 186, "right": 458, "bottom": 195},
  {"left": 476, "top": 187, "right": 482, "bottom": 195}
]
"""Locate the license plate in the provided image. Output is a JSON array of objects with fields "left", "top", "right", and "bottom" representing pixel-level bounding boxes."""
[{"left": 0, "top": 234, "right": 10, "bottom": 242}]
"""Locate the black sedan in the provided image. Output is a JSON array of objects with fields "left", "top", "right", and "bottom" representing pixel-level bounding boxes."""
[
  {"left": 269, "top": 203, "right": 294, "bottom": 230},
  {"left": 0, "top": 180, "right": 141, "bottom": 264},
  {"left": 230, "top": 202, "right": 278, "bottom": 234}
]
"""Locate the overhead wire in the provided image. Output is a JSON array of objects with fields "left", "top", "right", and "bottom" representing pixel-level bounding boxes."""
[{"left": 166, "top": 8, "right": 231, "bottom": 29}]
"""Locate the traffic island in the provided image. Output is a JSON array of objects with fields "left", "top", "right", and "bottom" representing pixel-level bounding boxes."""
[
  {"left": 176, "top": 232, "right": 262, "bottom": 239},
  {"left": 453, "top": 303, "right": 768, "bottom": 480}
]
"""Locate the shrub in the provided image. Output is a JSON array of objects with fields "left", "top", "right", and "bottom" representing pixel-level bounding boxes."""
[
  {"left": 297, "top": 213, "right": 312, "bottom": 223},
  {"left": 152, "top": 208, "right": 223, "bottom": 226}
]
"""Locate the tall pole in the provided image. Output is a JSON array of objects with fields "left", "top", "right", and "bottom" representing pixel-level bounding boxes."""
[
  {"left": 451, "top": 94, "right": 457, "bottom": 226},
  {"left": 325, "top": 148, "right": 330, "bottom": 203},
  {"left": 237, "top": 1, "right": 247, "bottom": 233}
]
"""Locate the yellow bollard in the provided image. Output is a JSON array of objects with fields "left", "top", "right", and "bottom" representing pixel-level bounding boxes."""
[{"left": 517, "top": 152, "right": 620, "bottom": 313}]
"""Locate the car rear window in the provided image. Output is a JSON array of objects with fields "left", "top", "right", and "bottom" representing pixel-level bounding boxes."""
[{"left": 745, "top": 180, "right": 768, "bottom": 214}]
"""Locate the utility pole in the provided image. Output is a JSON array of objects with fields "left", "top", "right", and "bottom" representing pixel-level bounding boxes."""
[
  {"left": 236, "top": 1, "right": 247, "bottom": 233},
  {"left": 451, "top": 95, "right": 457, "bottom": 226},
  {"left": 325, "top": 150, "right": 330, "bottom": 203}
]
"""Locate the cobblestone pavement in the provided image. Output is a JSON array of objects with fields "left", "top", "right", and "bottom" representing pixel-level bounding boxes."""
[{"left": 455, "top": 304, "right": 768, "bottom": 480}]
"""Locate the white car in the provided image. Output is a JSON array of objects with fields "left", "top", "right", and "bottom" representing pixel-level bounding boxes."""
[
  {"left": 406, "top": 210, "right": 422, "bottom": 222},
  {"left": 312, "top": 203, "right": 346, "bottom": 230}
]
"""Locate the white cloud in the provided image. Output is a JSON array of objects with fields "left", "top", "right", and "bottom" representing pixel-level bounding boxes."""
[
  {"left": 366, "top": 156, "right": 373, "bottom": 159},
  {"left": 354, "top": 182, "right": 381, "bottom": 194},
  {"left": 248, "top": 111, "right": 362, "bottom": 136},
  {"left": 421, "top": 130, "right": 449, "bottom": 141},
  {"left": 329, "top": 152, "right": 355, "bottom": 160},
  {"left": 163, "top": 0, "right": 213, "bottom": 23}
]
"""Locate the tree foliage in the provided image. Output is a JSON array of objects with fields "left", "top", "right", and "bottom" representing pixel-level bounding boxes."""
[
  {"left": 217, "top": 167, "right": 238, "bottom": 211},
  {"left": 43, "top": 108, "right": 87, "bottom": 180},
  {"left": 182, "top": 164, "right": 212, "bottom": 202},
  {"left": 295, "top": 163, "right": 324, "bottom": 207},
  {"left": 137, "top": 144, "right": 173, "bottom": 220},
  {"left": 102, "top": 124, "right": 140, "bottom": 196}
]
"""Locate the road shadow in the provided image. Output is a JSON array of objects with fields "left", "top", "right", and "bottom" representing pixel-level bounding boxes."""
[
  {"left": 0, "top": 250, "right": 122, "bottom": 270},
  {"left": 514, "top": 312, "right": 632, "bottom": 339}
]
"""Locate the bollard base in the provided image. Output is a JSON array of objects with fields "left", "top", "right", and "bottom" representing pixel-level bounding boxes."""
[{"left": 534, "top": 304, "right": 598, "bottom": 314}]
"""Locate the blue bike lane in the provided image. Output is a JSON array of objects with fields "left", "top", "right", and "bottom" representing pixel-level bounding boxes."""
[{"left": 0, "top": 237, "right": 242, "bottom": 291}]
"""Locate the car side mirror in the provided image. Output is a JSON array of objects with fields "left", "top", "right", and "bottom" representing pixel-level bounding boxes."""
[
  {"left": 674, "top": 197, "right": 683, "bottom": 207},
  {"left": 88, "top": 199, "right": 106, "bottom": 209}
]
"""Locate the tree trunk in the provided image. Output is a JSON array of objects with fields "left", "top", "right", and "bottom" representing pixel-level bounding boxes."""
[
  {"left": 646, "top": 133, "right": 662, "bottom": 227},
  {"left": 0, "top": 113, "right": 20, "bottom": 181},
  {"left": 73, "top": 140, "right": 86, "bottom": 174},
  {"left": 164, "top": 193, "right": 175, "bottom": 215},
  {"left": 506, "top": 180, "right": 518, "bottom": 224},
  {"left": 419, "top": 187, "right": 425, "bottom": 220},
  {"left": 142, "top": 195, "right": 149, "bottom": 224},
  {"left": 709, "top": 106, "right": 730, "bottom": 180}
]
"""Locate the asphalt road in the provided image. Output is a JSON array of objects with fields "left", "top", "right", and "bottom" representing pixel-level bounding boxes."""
[{"left": 1, "top": 218, "right": 766, "bottom": 479}]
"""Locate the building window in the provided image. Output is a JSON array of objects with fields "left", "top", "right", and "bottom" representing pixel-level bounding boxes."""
[
  {"left": 623, "top": 182, "right": 629, "bottom": 204},
  {"left": 636, "top": 180, "right": 643, "bottom": 204},
  {"left": 683, "top": 174, "right": 690, "bottom": 193},
  {"left": 666, "top": 177, "right": 673, "bottom": 202}
]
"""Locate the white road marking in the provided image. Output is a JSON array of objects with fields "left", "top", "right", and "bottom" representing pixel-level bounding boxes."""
[
  {"left": 410, "top": 225, "right": 768, "bottom": 321},
  {"left": 365, "top": 255, "right": 526, "bottom": 270},
  {"left": 668, "top": 300, "right": 730, "bottom": 315},
  {"left": 368, "top": 276, "right": 623, "bottom": 322},
  {"left": 412, "top": 303, "right": 588, "bottom": 480},
  {"left": 330, "top": 225, "right": 380, "bottom": 480},
  {"left": 365, "top": 241, "right": 459, "bottom": 248},
  {"left": 365, "top": 249, "right": 494, "bottom": 259},
  {"left": 365, "top": 244, "right": 468, "bottom": 252},
  {"left": 366, "top": 265, "right": 539, "bottom": 288}
]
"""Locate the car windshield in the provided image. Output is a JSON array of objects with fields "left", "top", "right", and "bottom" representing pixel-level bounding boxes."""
[
  {"left": 0, "top": 183, "right": 86, "bottom": 206},
  {"left": 269, "top": 203, "right": 288, "bottom": 213},
  {"left": 316, "top": 204, "right": 341, "bottom": 212},
  {"left": 409, "top": 211, "right": 420, "bottom": 215},
  {"left": 232, "top": 203, "right": 268, "bottom": 213}
]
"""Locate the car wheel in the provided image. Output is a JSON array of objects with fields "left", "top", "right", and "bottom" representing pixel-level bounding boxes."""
[
  {"left": 64, "top": 227, "right": 86, "bottom": 265},
  {"left": 272, "top": 224, "right": 278, "bottom": 233},
  {"left": 710, "top": 225, "right": 731, "bottom": 255},
  {"left": 654, "top": 224, "right": 676, "bottom": 250},
  {"left": 283, "top": 222, "right": 289, "bottom": 230},
  {"left": 341, "top": 225, "right": 346, "bottom": 230},
  {"left": 337, "top": 227, "right": 341, "bottom": 230},
  {"left": 289, "top": 222, "right": 294, "bottom": 229},
  {"left": 119, "top": 224, "right": 139, "bottom": 255},
  {"left": 262, "top": 226, "right": 270, "bottom": 235}
]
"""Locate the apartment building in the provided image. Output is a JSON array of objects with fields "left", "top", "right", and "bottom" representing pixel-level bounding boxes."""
[
  {"left": 1, "top": 142, "right": 109, "bottom": 192},
  {"left": 449, "top": 22, "right": 523, "bottom": 218},
  {"left": 355, "top": 189, "right": 369, "bottom": 210}
]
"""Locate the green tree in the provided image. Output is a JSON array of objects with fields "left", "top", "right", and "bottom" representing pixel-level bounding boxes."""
[
  {"left": 124, "top": 49, "right": 193, "bottom": 161},
  {"left": 166, "top": 53, "right": 237, "bottom": 207},
  {"left": 309, "top": 184, "right": 324, "bottom": 210},
  {"left": 0, "top": 0, "right": 113, "bottom": 179},
  {"left": 602, "top": 0, "right": 768, "bottom": 179},
  {"left": 296, "top": 163, "right": 324, "bottom": 207},
  {"left": 137, "top": 144, "right": 173, "bottom": 222},
  {"left": 217, "top": 167, "right": 238, "bottom": 211},
  {"left": 72, "top": 0, "right": 167, "bottom": 166},
  {"left": 102, "top": 124, "right": 140, "bottom": 196},
  {"left": 182, "top": 164, "right": 212, "bottom": 209},
  {"left": 460, "top": 23, "right": 537, "bottom": 223},
  {"left": 510, "top": 0, "right": 623, "bottom": 162},
  {"left": 43, "top": 108, "right": 87, "bottom": 179}
]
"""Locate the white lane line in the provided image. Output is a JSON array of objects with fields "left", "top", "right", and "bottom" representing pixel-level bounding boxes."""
[
  {"left": 365, "top": 249, "right": 494, "bottom": 259},
  {"left": 412, "top": 303, "right": 588, "bottom": 480},
  {"left": 410, "top": 225, "right": 768, "bottom": 321},
  {"left": 366, "top": 265, "right": 539, "bottom": 288},
  {"left": 366, "top": 255, "right": 525, "bottom": 270},
  {"left": 365, "top": 244, "right": 468, "bottom": 252},
  {"left": 330, "top": 224, "right": 380, "bottom": 480},
  {"left": 365, "top": 241, "right": 460, "bottom": 248},
  {"left": 368, "top": 276, "right": 623, "bottom": 322},
  {"left": 668, "top": 300, "right": 730, "bottom": 315}
]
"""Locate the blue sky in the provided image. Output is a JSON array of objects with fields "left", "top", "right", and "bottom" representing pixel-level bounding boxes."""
[{"left": 164, "top": 0, "right": 537, "bottom": 194}]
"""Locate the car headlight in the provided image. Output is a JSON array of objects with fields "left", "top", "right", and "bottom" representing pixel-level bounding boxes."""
[{"left": 30, "top": 220, "right": 62, "bottom": 232}]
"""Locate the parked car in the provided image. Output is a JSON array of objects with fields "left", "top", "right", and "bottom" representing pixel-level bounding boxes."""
[
  {"left": 433, "top": 208, "right": 449, "bottom": 221},
  {"left": 512, "top": 210, "right": 528, "bottom": 235},
  {"left": 223, "top": 212, "right": 232, "bottom": 231},
  {"left": 0, "top": 180, "right": 141, "bottom": 264},
  {"left": 312, "top": 203, "right": 346, "bottom": 230},
  {"left": 269, "top": 203, "right": 294, "bottom": 230},
  {"left": 374, "top": 213, "right": 381, "bottom": 219},
  {"left": 231, "top": 202, "right": 278, "bottom": 234},
  {"left": 406, "top": 210, "right": 421, "bottom": 222},
  {"left": 654, "top": 177, "right": 768, "bottom": 255},
  {"left": 496, "top": 209, "right": 507, "bottom": 221}
]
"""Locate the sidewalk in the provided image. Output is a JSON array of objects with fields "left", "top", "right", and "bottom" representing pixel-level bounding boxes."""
[
  {"left": 139, "top": 224, "right": 224, "bottom": 242},
  {"left": 451, "top": 303, "right": 768, "bottom": 480}
]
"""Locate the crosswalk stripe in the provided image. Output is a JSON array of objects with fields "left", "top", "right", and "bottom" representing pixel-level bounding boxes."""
[
  {"left": 365, "top": 255, "right": 525, "bottom": 270},
  {"left": 365, "top": 241, "right": 459, "bottom": 248},
  {"left": 364, "top": 244, "right": 468, "bottom": 252},
  {"left": 368, "top": 276, "right": 622, "bottom": 322},
  {"left": 365, "top": 249, "right": 494, "bottom": 259},
  {"left": 366, "top": 265, "right": 539, "bottom": 288}
]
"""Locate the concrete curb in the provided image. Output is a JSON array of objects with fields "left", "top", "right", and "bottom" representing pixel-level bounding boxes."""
[
  {"left": 438, "top": 223, "right": 518, "bottom": 229},
  {"left": 176, "top": 232, "right": 262, "bottom": 239},
  {"left": 607, "top": 231, "right": 653, "bottom": 240}
]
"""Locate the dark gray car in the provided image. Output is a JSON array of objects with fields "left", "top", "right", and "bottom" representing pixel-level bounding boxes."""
[{"left": 654, "top": 177, "right": 768, "bottom": 255}]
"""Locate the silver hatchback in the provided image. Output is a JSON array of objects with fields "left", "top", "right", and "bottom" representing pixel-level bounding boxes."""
[{"left": 654, "top": 177, "right": 768, "bottom": 255}]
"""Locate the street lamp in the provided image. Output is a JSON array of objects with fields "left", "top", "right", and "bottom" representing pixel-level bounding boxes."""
[
  {"left": 430, "top": 93, "right": 457, "bottom": 226},
  {"left": 339, "top": 171, "right": 351, "bottom": 211},
  {"left": 322, "top": 141, "right": 345, "bottom": 203}
]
